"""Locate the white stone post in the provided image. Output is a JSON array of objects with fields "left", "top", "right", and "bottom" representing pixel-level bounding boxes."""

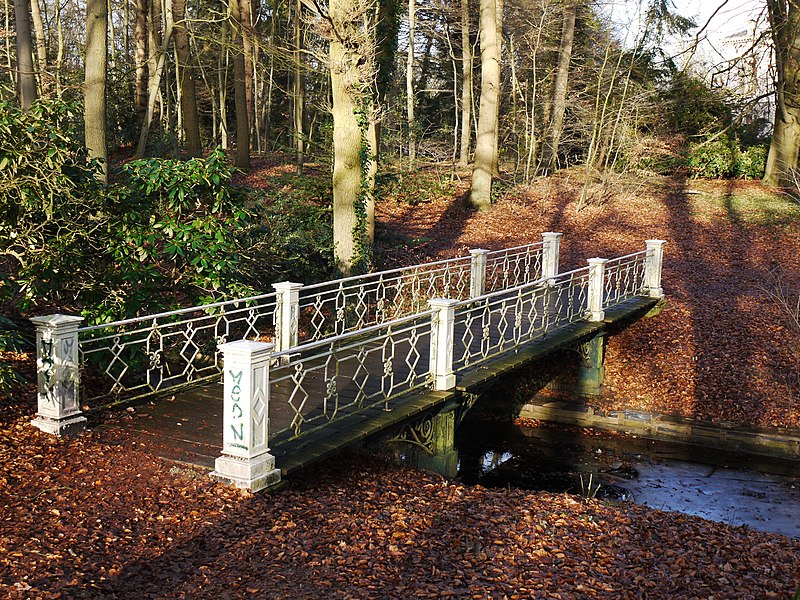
[
  {"left": 428, "top": 299, "right": 458, "bottom": 391},
  {"left": 587, "top": 258, "right": 608, "bottom": 322},
  {"left": 30, "top": 314, "right": 86, "bottom": 436},
  {"left": 212, "top": 340, "right": 281, "bottom": 492},
  {"left": 644, "top": 240, "right": 666, "bottom": 299},
  {"left": 469, "top": 249, "right": 489, "bottom": 298},
  {"left": 272, "top": 282, "right": 303, "bottom": 352},
  {"left": 541, "top": 232, "right": 563, "bottom": 280}
]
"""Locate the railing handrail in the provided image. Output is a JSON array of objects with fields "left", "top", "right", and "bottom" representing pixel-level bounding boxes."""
[
  {"left": 486, "top": 241, "right": 544, "bottom": 256},
  {"left": 271, "top": 309, "right": 436, "bottom": 358},
  {"left": 77, "top": 291, "right": 279, "bottom": 334},
  {"left": 300, "top": 255, "right": 473, "bottom": 293}
]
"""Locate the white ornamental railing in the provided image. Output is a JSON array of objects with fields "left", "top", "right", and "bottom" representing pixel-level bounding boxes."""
[{"left": 31, "top": 234, "right": 561, "bottom": 429}]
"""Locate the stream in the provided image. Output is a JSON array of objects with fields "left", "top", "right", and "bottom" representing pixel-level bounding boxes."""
[{"left": 455, "top": 417, "right": 800, "bottom": 539}]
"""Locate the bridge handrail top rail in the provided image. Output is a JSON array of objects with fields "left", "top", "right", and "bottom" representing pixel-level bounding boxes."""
[
  {"left": 271, "top": 309, "right": 436, "bottom": 358},
  {"left": 77, "top": 291, "right": 280, "bottom": 334},
  {"left": 603, "top": 249, "right": 649, "bottom": 263},
  {"left": 300, "top": 256, "right": 473, "bottom": 292},
  {"left": 298, "top": 241, "right": 546, "bottom": 293},
  {"left": 485, "top": 241, "right": 545, "bottom": 255}
]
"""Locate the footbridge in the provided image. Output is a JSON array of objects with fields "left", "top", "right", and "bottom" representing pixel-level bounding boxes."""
[{"left": 30, "top": 234, "right": 665, "bottom": 491}]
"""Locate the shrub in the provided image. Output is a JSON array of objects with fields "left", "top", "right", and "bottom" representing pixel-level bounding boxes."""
[
  {"left": 0, "top": 97, "right": 108, "bottom": 311},
  {"left": 1, "top": 98, "right": 335, "bottom": 326},
  {"left": 737, "top": 145, "right": 767, "bottom": 179},
  {"left": 688, "top": 136, "right": 739, "bottom": 178}
]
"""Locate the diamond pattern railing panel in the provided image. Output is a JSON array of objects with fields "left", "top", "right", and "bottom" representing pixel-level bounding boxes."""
[{"left": 78, "top": 294, "right": 279, "bottom": 406}]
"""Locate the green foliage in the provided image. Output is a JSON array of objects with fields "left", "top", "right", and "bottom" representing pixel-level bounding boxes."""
[
  {"left": 687, "top": 135, "right": 767, "bottom": 180},
  {"left": 688, "top": 137, "right": 739, "bottom": 178},
  {"left": 0, "top": 277, "right": 25, "bottom": 394},
  {"left": 0, "top": 98, "right": 334, "bottom": 325},
  {"left": 0, "top": 97, "right": 108, "bottom": 309},
  {"left": 256, "top": 172, "right": 334, "bottom": 281},
  {"left": 101, "top": 148, "right": 257, "bottom": 320},
  {"left": 737, "top": 145, "right": 767, "bottom": 179}
]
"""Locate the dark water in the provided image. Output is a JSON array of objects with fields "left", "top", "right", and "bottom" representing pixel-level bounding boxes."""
[{"left": 454, "top": 417, "right": 800, "bottom": 538}]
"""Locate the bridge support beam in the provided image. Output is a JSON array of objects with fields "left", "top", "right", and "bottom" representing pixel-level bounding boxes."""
[
  {"left": 30, "top": 314, "right": 87, "bottom": 436},
  {"left": 416, "top": 404, "right": 459, "bottom": 478},
  {"left": 212, "top": 340, "right": 281, "bottom": 492}
]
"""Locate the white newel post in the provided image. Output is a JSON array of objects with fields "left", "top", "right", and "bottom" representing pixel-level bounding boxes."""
[
  {"left": 272, "top": 282, "right": 303, "bottom": 352},
  {"left": 429, "top": 299, "right": 458, "bottom": 391},
  {"left": 469, "top": 249, "right": 489, "bottom": 298},
  {"left": 30, "top": 314, "right": 86, "bottom": 436},
  {"left": 587, "top": 258, "right": 608, "bottom": 322},
  {"left": 644, "top": 240, "right": 666, "bottom": 299},
  {"left": 541, "top": 232, "right": 563, "bottom": 280},
  {"left": 212, "top": 340, "right": 281, "bottom": 492}
]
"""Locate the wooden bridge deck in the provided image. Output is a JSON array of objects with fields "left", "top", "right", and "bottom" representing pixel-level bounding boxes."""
[{"left": 108, "top": 296, "right": 660, "bottom": 475}]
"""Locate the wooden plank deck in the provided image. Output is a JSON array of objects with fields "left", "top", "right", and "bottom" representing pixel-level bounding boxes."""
[{"left": 107, "top": 295, "right": 660, "bottom": 475}]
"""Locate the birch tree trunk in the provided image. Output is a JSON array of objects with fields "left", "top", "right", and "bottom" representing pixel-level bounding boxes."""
[
  {"left": 85, "top": 0, "right": 108, "bottom": 179},
  {"left": 13, "top": 0, "right": 37, "bottom": 109},
  {"left": 135, "top": 17, "right": 174, "bottom": 157},
  {"left": 241, "top": 0, "right": 254, "bottom": 147},
  {"left": 293, "top": 0, "right": 304, "bottom": 171},
  {"left": 469, "top": 0, "right": 501, "bottom": 210},
  {"left": 134, "top": 0, "right": 148, "bottom": 118}
]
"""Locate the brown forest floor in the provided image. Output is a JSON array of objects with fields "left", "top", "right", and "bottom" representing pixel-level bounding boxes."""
[{"left": 2, "top": 163, "right": 800, "bottom": 597}]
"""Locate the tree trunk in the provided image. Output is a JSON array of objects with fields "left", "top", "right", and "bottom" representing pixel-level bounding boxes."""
[
  {"left": 85, "top": 0, "right": 108, "bottom": 179},
  {"left": 241, "top": 0, "right": 254, "bottom": 147},
  {"left": 293, "top": 0, "right": 304, "bottom": 171},
  {"left": 406, "top": 0, "right": 416, "bottom": 166},
  {"left": 540, "top": 0, "right": 576, "bottom": 174},
  {"left": 230, "top": 0, "right": 250, "bottom": 169},
  {"left": 765, "top": 0, "right": 800, "bottom": 186},
  {"left": 147, "top": 0, "right": 162, "bottom": 120},
  {"left": 469, "top": 0, "right": 501, "bottom": 210},
  {"left": 328, "top": 0, "right": 375, "bottom": 273},
  {"left": 29, "top": 0, "right": 47, "bottom": 93},
  {"left": 173, "top": 0, "right": 201, "bottom": 156},
  {"left": 135, "top": 18, "right": 174, "bottom": 157},
  {"left": 374, "top": 0, "right": 400, "bottom": 155},
  {"left": 13, "top": 0, "right": 37, "bottom": 109},
  {"left": 134, "top": 0, "right": 148, "bottom": 118},
  {"left": 457, "top": 0, "right": 472, "bottom": 166}
]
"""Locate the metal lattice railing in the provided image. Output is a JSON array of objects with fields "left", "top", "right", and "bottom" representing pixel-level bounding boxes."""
[
  {"left": 78, "top": 293, "right": 278, "bottom": 405},
  {"left": 74, "top": 241, "right": 547, "bottom": 407},
  {"left": 268, "top": 312, "right": 434, "bottom": 439},
  {"left": 603, "top": 250, "right": 649, "bottom": 306},
  {"left": 452, "top": 267, "right": 590, "bottom": 372},
  {"left": 484, "top": 242, "right": 545, "bottom": 293},
  {"left": 297, "top": 256, "right": 472, "bottom": 342}
]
